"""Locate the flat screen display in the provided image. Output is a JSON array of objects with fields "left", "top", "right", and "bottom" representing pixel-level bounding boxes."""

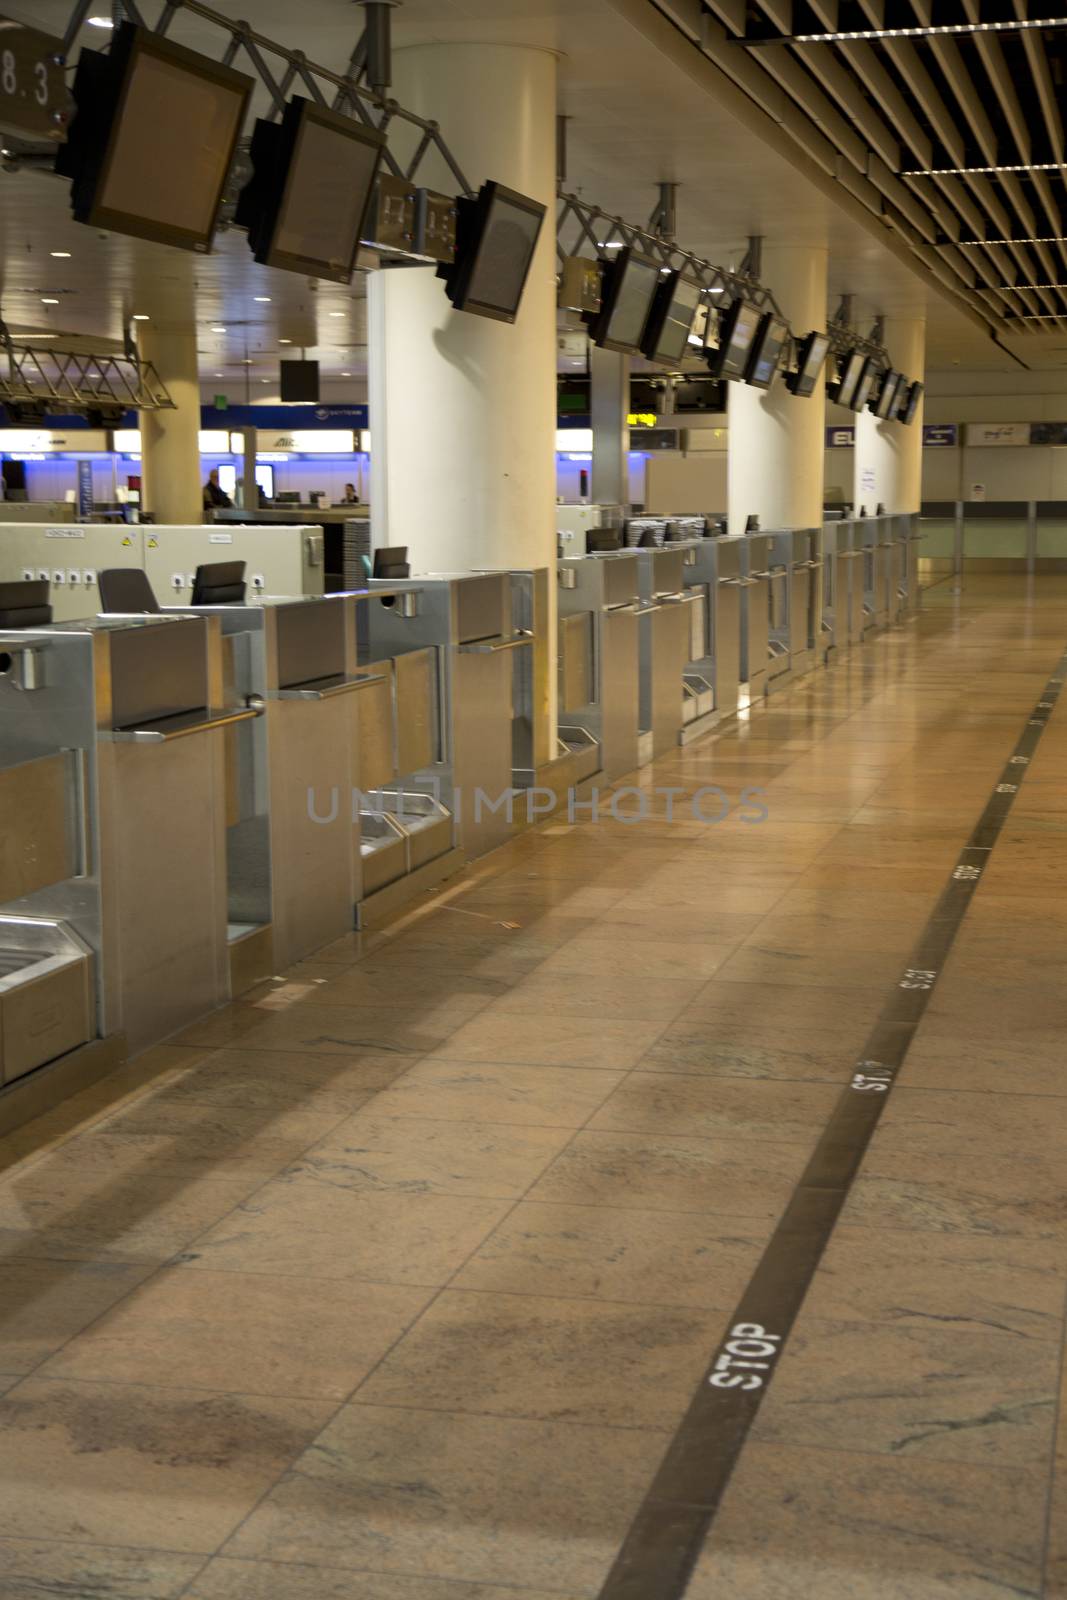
[
  {"left": 746, "top": 314, "right": 789, "bottom": 390},
  {"left": 272, "top": 114, "right": 382, "bottom": 280},
  {"left": 255, "top": 464, "right": 275, "bottom": 498},
  {"left": 831, "top": 348, "right": 865, "bottom": 408},
  {"left": 873, "top": 368, "right": 902, "bottom": 419},
  {"left": 586, "top": 248, "right": 661, "bottom": 354},
  {"left": 442, "top": 180, "right": 546, "bottom": 323},
  {"left": 643, "top": 274, "right": 705, "bottom": 365},
  {"left": 62, "top": 24, "right": 252, "bottom": 252},
  {"left": 850, "top": 359, "right": 878, "bottom": 413},
  {"left": 465, "top": 192, "right": 544, "bottom": 315},
  {"left": 709, "top": 299, "right": 762, "bottom": 381},
  {"left": 899, "top": 380, "right": 923, "bottom": 424},
  {"left": 240, "top": 98, "right": 384, "bottom": 283},
  {"left": 280, "top": 360, "right": 319, "bottom": 404},
  {"left": 789, "top": 331, "right": 830, "bottom": 398}
]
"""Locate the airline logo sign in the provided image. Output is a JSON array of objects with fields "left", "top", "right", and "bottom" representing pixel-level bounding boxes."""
[{"left": 966, "top": 422, "right": 1031, "bottom": 446}]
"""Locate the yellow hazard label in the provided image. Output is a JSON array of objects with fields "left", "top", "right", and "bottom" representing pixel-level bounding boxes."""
[
  {"left": 121, "top": 537, "right": 132, "bottom": 547},
  {"left": 148, "top": 537, "right": 158, "bottom": 548}
]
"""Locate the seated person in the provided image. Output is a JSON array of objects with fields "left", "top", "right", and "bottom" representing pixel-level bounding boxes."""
[
  {"left": 341, "top": 481, "right": 360, "bottom": 505},
  {"left": 203, "top": 468, "right": 233, "bottom": 510}
]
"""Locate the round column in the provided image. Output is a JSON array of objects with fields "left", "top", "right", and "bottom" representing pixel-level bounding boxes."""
[
  {"left": 368, "top": 44, "right": 558, "bottom": 577},
  {"left": 853, "top": 317, "right": 925, "bottom": 513},
  {"left": 727, "top": 244, "right": 828, "bottom": 535},
  {"left": 136, "top": 320, "right": 202, "bottom": 527}
]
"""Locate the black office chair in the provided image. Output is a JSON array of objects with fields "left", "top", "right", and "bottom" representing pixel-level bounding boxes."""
[
  {"left": 0, "top": 579, "right": 52, "bottom": 627},
  {"left": 98, "top": 568, "right": 161, "bottom": 614},
  {"left": 191, "top": 561, "right": 247, "bottom": 605}
]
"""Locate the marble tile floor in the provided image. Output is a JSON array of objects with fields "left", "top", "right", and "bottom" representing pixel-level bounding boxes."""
[{"left": 1, "top": 577, "right": 1067, "bottom": 1597}]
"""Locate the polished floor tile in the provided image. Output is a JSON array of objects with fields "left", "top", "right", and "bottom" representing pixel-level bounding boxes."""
[
  {"left": 187, "top": 1562, "right": 583, "bottom": 1600},
  {"left": 0, "top": 1539, "right": 204, "bottom": 1600},
  {"left": 225, "top": 1403, "right": 670, "bottom": 1591},
  {"left": 686, "top": 1445, "right": 1046, "bottom": 1599},
  {"left": 39, "top": 1267, "right": 431, "bottom": 1400},
  {"left": 0, "top": 1377, "right": 332, "bottom": 1551},
  {"left": 0, "top": 577, "right": 1064, "bottom": 1597},
  {"left": 751, "top": 1318, "right": 1059, "bottom": 1467},
  {"left": 290, "top": 1113, "right": 573, "bottom": 1198},
  {"left": 357, "top": 1287, "right": 714, "bottom": 1428},
  {"left": 454, "top": 1200, "right": 766, "bottom": 1309},
  {"left": 178, "top": 1175, "right": 512, "bottom": 1287}
]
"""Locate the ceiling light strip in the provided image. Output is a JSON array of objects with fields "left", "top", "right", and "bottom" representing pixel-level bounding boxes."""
[
  {"left": 902, "top": 163, "right": 1065, "bottom": 176},
  {"left": 744, "top": 16, "right": 1067, "bottom": 42},
  {"left": 958, "top": 237, "right": 1067, "bottom": 246}
]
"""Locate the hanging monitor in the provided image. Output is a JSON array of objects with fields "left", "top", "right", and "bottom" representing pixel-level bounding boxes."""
[
  {"left": 872, "top": 368, "right": 902, "bottom": 419},
  {"left": 707, "top": 298, "right": 762, "bottom": 381},
  {"left": 829, "top": 347, "right": 865, "bottom": 408},
  {"left": 440, "top": 180, "right": 546, "bottom": 323},
  {"left": 786, "top": 331, "right": 831, "bottom": 398},
  {"left": 745, "top": 313, "right": 789, "bottom": 391},
  {"left": 585, "top": 247, "right": 662, "bottom": 355},
  {"left": 898, "top": 379, "right": 924, "bottom": 424},
  {"left": 56, "top": 22, "right": 252, "bottom": 253},
  {"left": 236, "top": 97, "right": 385, "bottom": 283},
  {"left": 280, "top": 360, "right": 320, "bottom": 404},
  {"left": 850, "top": 358, "right": 878, "bottom": 414},
  {"left": 641, "top": 273, "right": 705, "bottom": 365}
]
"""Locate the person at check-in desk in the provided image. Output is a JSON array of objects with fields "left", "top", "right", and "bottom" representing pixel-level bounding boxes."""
[
  {"left": 203, "top": 468, "right": 233, "bottom": 510},
  {"left": 342, "top": 481, "right": 360, "bottom": 504}
]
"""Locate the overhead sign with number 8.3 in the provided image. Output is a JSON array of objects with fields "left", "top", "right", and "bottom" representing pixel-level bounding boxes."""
[{"left": 0, "top": 16, "right": 72, "bottom": 143}]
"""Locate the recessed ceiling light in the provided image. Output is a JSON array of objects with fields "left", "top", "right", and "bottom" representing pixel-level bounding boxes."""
[
  {"left": 279, "top": 338, "right": 292, "bottom": 344},
  {"left": 341, "top": 371, "right": 352, "bottom": 377},
  {"left": 214, "top": 372, "right": 224, "bottom": 377},
  {"left": 132, "top": 313, "right": 149, "bottom": 321},
  {"left": 50, "top": 250, "right": 71, "bottom": 258},
  {"left": 242, "top": 358, "right": 253, "bottom": 365},
  {"left": 210, "top": 324, "right": 226, "bottom": 332},
  {"left": 41, "top": 297, "right": 59, "bottom": 305},
  {"left": 328, "top": 311, "right": 346, "bottom": 318},
  {"left": 87, "top": 14, "right": 114, "bottom": 26},
  {"left": 260, "top": 378, "right": 270, "bottom": 383},
  {"left": 254, "top": 296, "right": 271, "bottom": 303}
]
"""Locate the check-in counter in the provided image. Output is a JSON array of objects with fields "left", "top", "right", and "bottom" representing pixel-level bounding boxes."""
[
  {"left": 859, "top": 514, "right": 894, "bottom": 631},
  {"left": 169, "top": 595, "right": 366, "bottom": 977},
  {"left": 740, "top": 531, "right": 773, "bottom": 704},
  {"left": 767, "top": 527, "right": 822, "bottom": 684},
  {"left": 364, "top": 572, "right": 521, "bottom": 859},
  {"left": 681, "top": 531, "right": 744, "bottom": 725},
  {"left": 0, "top": 522, "right": 327, "bottom": 621},
  {"left": 823, "top": 519, "right": 865, "bottom": 652},
  {"left": 558, "top": 550, "right": 641, "bottom": 781},
  {"left": 0, "top": 613, "right": 258, "bottom": 1058},
  {"left": 634, "top": 544, "right": 702, "bottom": 759},
  {"left": 489, "top": 568, "right": 599, "bottom": 794}
]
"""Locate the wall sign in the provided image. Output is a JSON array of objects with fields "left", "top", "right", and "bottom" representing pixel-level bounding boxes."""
[
  {"left": 922, "top": 423, "right": 958, "bottom": 446},
  {"left": 825, "top": 425, "right": 855, "bottom": 448},
  {"left": 965, "top": 422, "right": 1031, "bottom": 446},
  {"left": 76, "top": 459, "right": 93, "bottom": 519}
]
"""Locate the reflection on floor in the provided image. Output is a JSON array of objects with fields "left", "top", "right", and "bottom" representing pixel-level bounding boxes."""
[{"left": 0, "top": 575, "right": 1066, "bottom": 1599}]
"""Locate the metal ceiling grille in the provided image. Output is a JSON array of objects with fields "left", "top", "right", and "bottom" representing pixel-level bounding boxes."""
[{"left": 651, "top": 0, "right": 1067, "bottom": 337}]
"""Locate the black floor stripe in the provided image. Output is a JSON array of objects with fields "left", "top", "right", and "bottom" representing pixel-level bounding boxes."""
[{"left": 597, "top": 651, "right": 1067, "bottom": 1600}]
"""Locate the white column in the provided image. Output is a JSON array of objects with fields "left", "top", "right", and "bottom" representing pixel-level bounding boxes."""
[
  {"left": 368, "top": 43, "right": 557, "bottom": 581},
  {"left": 137, "top": 320, "right": 202, "bottom": 527},
  {"left": 854, "top": 317, "right": 925, "bottom": 513},
  {"left": 727, "top": 244, "right": 828, "bottom": 535},
  {"left": 590, "top": 346, "right": 629, "bottom": 507}
]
